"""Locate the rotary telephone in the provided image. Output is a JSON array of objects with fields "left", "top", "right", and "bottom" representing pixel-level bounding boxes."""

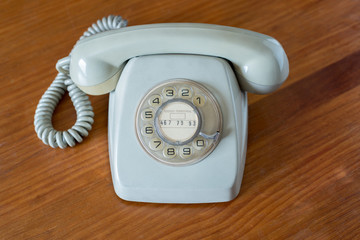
[{"left": 35, "top": 16, "right": 289, "bottom": 203}]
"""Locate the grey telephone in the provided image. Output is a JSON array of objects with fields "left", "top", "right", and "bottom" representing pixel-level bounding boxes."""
[{"left": 35, "top": 15, "right": 289, "bottom": 203}]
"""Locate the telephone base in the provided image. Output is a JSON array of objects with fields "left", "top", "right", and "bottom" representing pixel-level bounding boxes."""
[{"left": 108, "top": 54, "right": 247, "bottom": 203}]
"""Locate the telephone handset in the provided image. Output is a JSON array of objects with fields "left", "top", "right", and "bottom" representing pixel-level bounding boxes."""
[
  {"left": 64, "top": 23, "right": 288, "bottom": 95},
  {"left": 35, "top": 16, "right": 289, "bottom": 203}
]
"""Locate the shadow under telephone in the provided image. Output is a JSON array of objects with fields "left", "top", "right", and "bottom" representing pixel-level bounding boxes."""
[{"left": 34, "top": 16, "right": 289, "bottom": 203}]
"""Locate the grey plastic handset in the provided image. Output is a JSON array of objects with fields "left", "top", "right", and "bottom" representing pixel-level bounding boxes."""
[{"left": 66, "top": 23, "right": 289, "bottom": 95}]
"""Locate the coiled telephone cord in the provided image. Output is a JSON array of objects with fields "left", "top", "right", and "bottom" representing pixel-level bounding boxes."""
[{"left": 34, "top": 15, "right": 127, "bottom": 149}]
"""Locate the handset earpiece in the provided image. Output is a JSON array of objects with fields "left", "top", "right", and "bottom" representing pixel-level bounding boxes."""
[{"left": 69, "top": 23, "right": 289, "bottom": 95}]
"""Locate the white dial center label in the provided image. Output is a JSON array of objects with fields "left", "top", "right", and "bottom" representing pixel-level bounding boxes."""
[{"left": 157, "top": 101, "right": 199, "bottom": 143}]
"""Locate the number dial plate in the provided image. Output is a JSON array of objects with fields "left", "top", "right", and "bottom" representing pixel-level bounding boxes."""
[{"left": 135, "top": 79, "right": 222, "bottom": 166}]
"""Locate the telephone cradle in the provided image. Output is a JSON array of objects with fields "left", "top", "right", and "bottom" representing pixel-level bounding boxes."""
[{"left": 34, "top": 16, "right": 289, "bottom": 203}]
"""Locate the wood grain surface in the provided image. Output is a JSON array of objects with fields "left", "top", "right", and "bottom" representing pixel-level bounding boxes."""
[{"left": 1, "top": 0, "right": 359, "bottom": 239}]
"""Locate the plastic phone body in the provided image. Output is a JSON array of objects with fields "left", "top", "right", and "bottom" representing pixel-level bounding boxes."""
[{"left": 67, "top": 23, "right": 289, "bottom": 203}]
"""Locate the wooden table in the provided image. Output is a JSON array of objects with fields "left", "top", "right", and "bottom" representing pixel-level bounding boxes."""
[{"left": 1, "top": 0, "right": 359, "bottom": 239}]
